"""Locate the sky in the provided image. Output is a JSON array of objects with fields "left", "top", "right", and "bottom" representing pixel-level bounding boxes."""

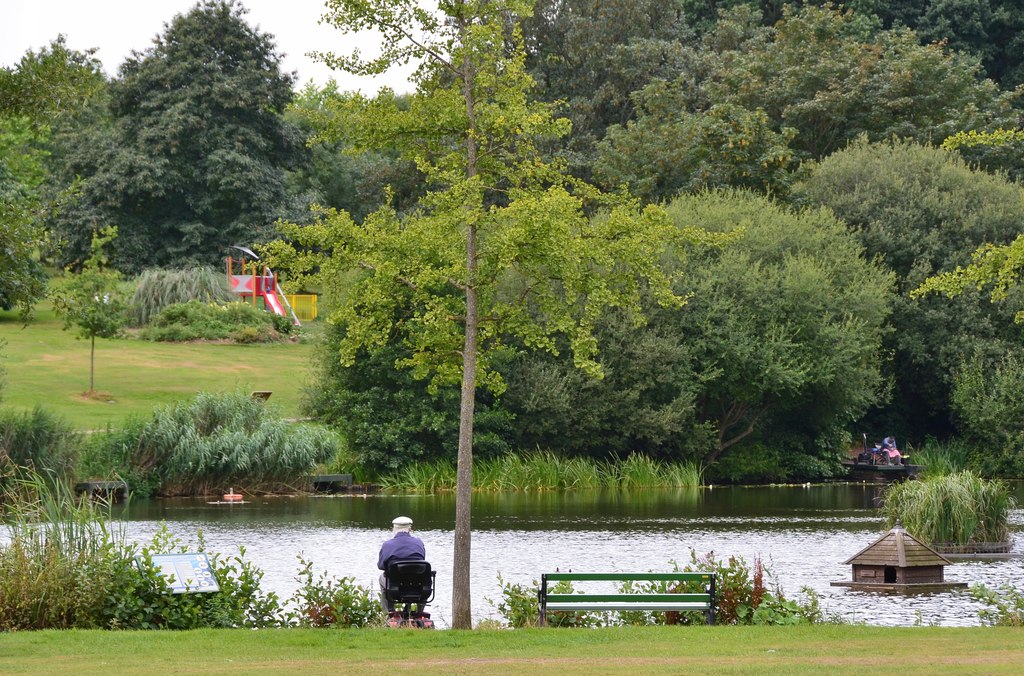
[{"left": 1, "top": 0, "right": 414, "bottom": 93}]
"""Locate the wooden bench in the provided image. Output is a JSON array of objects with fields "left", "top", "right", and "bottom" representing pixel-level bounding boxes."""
[{"left": 538, "top": 571, "right": 716, "bottom": 626}]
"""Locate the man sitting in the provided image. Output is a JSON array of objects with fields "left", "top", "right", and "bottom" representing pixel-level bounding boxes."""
[{"left": 377, "top": 516, "right": 426, "bottom": 613}]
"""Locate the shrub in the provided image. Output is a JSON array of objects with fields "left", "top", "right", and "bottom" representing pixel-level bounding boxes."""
[
  {"left": 488, "top": 575, "right": 604, "bottom": 628},
  {"left": 0, "top": 406, "right": 80, "bottom": 487},
  {"left": 139, "top": 301, "right": 290, "bottom": 343},
  {"left": 129, "top": 267, "right": 235, "bottom": 327},
  {"left": 82, "top": 391, "right": 338, "bottom": 496},
  {"left": 287, "top": 556, "right": 381, "bottom": 628},
  {"left": 882, "top": 471, "right": 1015, "bottom": 546},
  {"left": 973, "top": 583, "right": 1024, "bottom": 627},
  {"left": 0, "top": 473, "right": 122, "bottom": 630}
]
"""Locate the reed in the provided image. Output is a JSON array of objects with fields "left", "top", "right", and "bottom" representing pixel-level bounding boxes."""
[
  {"left": 129, "top": 267, "right": 234, "bottom": 327},
  {"left": 379, "top": 452, "right": 704, "bottom": 492},
  {"left": 0, "top": 406, "right": 81, "bottom": 486},
  {"left": 0, "top": 471, "right": 122, "bottom": 629},
  {"left": 882, "top": 471, "right": 1015, "bottom": 546},
  {"left": 84, "top": 391, "right": 338, "bottom": 496},
  {"left": 912, "top": 438, "right": 969, "bottom": 476}
]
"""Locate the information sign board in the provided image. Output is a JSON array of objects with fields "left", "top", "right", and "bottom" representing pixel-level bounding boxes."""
[{"left": 139, "top": 553, "right": 220, "bottom": 594}]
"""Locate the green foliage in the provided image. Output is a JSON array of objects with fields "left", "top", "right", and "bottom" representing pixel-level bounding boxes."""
[
  {"left": 950, "top": 352, "right": 1024, "bottom": 476},
  {"left": 287, "top": 556, "right": 382, "bottom": 628},
  {"left": 0, "top": 472, "right": 124, "bottom": 630},
  {"left": 687, "top": 4, "right": 1020, "bottom": 160},
  {"left": 82, "top": 391, "right": 337, "bottom": 496},
  {"left": 972, "top": 583, "right": 1024, "bottom": 627},
  {"left": 596, "top": 101, "right": 796, "bottom": 203},
  {"left": 302, "top": 323, "right": 513, "bottom": 474},
  {"left": 138, "top": 300, "right": 291, "bottom": 343},
  {"left": 129, "top": 267, "right": 235, "bottom": 327},
  {"left": 942, "top": 128, "right": 1024, "bottom": 183},
  {"left": 49, "top": 226, "right": 129, "bottom": 392},
  {"left": 489, "top": 573, "right": 541, "bottom": 628},
  {"left": 912, "top": 438, "right": 970, "bottom": 476},
  {"left": 47, "top": 0, "right": 302, "bottom": 273},
  {"left": 522, "top": 0, "right": 694, "bottom": 174},
  {"left": 104, "top": 526, "right": 286, "bottom": 630},
  {"left": 882, "top": 470, "right": 1015, "bottom": 546},
  {"left": 0, "top": 36, "right": 104, "bottom": 121},
  {"left": 664, "top": 190, "right": 893, "bottom": 469},
  {"left": 796, "top": 139, "right": 1024, "bottom": 441},
  {"left": 0, "top": 406, "right": 80, "bottom": 485}
]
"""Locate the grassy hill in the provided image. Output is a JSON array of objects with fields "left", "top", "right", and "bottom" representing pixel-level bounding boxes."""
[{"left": 0, "top": 305, "right": 317, "bottom": 429}]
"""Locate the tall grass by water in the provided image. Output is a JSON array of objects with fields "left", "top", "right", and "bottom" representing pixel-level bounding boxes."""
[
  {"left": 378, "top": 452, "right": 704, "bottom": 491},
  {"left": 882, "top": 470, "right": 1015, "bottom": 546},
  {"left": 81, "top": 390, "right": 339, "bottom": 496},
  {"left": 0, "top": 472, "right": 123, "bottom": 629},
  {"left": 912, "top": 438, "right": 970, "bottom": 476}
]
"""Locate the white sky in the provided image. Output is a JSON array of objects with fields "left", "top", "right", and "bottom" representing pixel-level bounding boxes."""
[{"left": 1, "top": 0, "right": 414, "bottom": 94}]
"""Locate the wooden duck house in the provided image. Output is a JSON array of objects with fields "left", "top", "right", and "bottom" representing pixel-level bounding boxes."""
[{"left": 831, "top": 523, "right": 967, "bottom": 592}]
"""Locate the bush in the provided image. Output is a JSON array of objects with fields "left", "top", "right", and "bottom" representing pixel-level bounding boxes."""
[
  {"left": 973, "top": 583, "right": 1024, "bottom": 627},
  {"left": 0, "top": 406, "right": 80, "bottom": 486},
  {"left": 952, "top": 352, "right": 1024, "bottom": 477},
  {"left": 82, "top": 391, "right": 338, "bottom": 496},
  {"left": 287, "top": 556, "right": 381, "bottom": 628},
  {"left": 0, "top": 471, "right": 382, "bottom": 630},
  {"left": 129, "top": 267, "right": 235, "bottom": 327},
  {"left": 138, "top": 301, "right": 290, "bottom": 343}
]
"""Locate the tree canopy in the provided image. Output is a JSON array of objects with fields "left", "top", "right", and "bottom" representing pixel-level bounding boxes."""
[{"left": 47, "top": 0, "right": 302, "bottom": 273}]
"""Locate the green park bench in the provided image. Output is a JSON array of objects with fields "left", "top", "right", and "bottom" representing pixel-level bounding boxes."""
[{"left": 538, "top": 571, "right": 717, "bottom": 626}]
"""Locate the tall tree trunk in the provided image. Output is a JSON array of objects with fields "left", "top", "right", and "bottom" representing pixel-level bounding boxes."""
[
  {"left": 452, "top": 30, "right": 479, "bottom": 630},
  {"left": 89, "top": 334, "right": 96, "bottom": 393}
]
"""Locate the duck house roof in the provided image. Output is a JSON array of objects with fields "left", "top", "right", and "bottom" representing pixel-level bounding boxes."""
[{"left": 843, "top": 523, "right": 952, "bottom": 567}]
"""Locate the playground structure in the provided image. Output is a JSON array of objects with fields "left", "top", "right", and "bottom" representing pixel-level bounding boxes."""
[{"left": 226, "top": 246, "right": 301, "bottom": 326}]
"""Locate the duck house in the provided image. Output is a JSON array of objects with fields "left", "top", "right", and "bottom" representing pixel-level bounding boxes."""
[{"left": 831, "top": 523, "right": 967, "bottom": 592}]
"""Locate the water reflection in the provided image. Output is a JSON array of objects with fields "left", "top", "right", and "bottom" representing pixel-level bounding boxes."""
[{"left": 111, "top": 484, "right": 1023, "bottom": 629}]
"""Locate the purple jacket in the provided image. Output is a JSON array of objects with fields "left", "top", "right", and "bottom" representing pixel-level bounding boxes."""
[{"left": 377, "top": 531, "right": 426, "bottom": 570}]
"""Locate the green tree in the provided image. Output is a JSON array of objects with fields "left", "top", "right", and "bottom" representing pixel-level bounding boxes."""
[
  {"left": 690, "top": 4, "right": 1020, "bottom": 159},
  {"left": 1, "top": 37, "right": 104, "bottom": 317},
  {"left": 663, "top": 190, "right": 892, "bottom": 474},
  {"left": 941, "top": 128, "right": 1024, "bottom": 183},
  {"left": 522, "top": 0, "right": 693, "bottom": 174},
  {"left": 285, "top": 81, "right": 424, "bottom": 222},
  {"left": 273, "top": 0, "right": 695, "bottom": 628},
  {"left": 595, "top": 100, "right": 796, "bottom": 203},
  {"left": 47, "top": 0, "right": 302, "bottom": 273},
  {"left": 795, "top": 140, "right": 1024, "bottom": 441},
  {"left": 49, "top": 226, "right": 128, "bottom": 394}
]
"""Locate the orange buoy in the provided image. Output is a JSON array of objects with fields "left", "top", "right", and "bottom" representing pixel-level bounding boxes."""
[{"left": 223, "top": 488, "right": 243, "bottom": 502}]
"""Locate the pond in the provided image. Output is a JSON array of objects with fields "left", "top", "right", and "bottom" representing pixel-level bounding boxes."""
[{"left": 114, "top": 483, "right": 1024, "bottom": 629}]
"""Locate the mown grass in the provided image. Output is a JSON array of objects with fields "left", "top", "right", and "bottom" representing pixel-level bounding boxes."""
[
  {"left": 3, "top": 625, "right": 1024, "bottom": 674},
  {"left": 0, "top": 306, "right": 316, "bottom": 429}
]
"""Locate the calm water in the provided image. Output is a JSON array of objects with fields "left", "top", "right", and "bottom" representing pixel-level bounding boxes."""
[{"left": 110, "top": 484, "right": 1024, "bottom": 629}]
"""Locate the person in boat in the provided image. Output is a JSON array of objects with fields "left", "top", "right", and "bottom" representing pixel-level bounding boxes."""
[
  {"left": 880, "top": 436, "right": 902, "bottom": 464},
  {"left": 377, "top": 516, "right": 426, "bottom": 613}
]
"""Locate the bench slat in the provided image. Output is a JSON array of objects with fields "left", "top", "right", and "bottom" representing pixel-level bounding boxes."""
[
  {"left": 546, "top": 593, "right": 710, "bottom": 604},
  {"left": 545, "top": 602, "right": 710, "bottom": 612},
  {"left": 543, "top": 572, "right": 712, "bottom": 582}
]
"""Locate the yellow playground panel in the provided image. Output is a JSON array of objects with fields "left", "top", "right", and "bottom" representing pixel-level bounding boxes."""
[{"left": 286, "top": 294, "right": 318, "bottom": 322}]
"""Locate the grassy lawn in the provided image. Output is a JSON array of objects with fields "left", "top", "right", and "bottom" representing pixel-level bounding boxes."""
[
  {"left": 0, "top": 306, "right": 317, "bottom": 429},
  {"left": 2, "top": 625, "right": 1023, "bottom": 674}
]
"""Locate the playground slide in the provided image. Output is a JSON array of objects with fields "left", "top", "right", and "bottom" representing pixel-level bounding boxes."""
[{"left": 263, "top": 288, "right": 286, "bottom": 316}]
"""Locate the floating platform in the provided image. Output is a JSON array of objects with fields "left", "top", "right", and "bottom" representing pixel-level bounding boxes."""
[
  {"left": 308, "top": 474, "right": 379, "bottom": 494},
  {"left": 843, "top": 461, "right": 921, "bottom": 481},
  {"left": 830, "top": 580, "right": 967, "bottom": 592},
  {"left": 74, "top": 480, "right": 128, "bottom": 501}
]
